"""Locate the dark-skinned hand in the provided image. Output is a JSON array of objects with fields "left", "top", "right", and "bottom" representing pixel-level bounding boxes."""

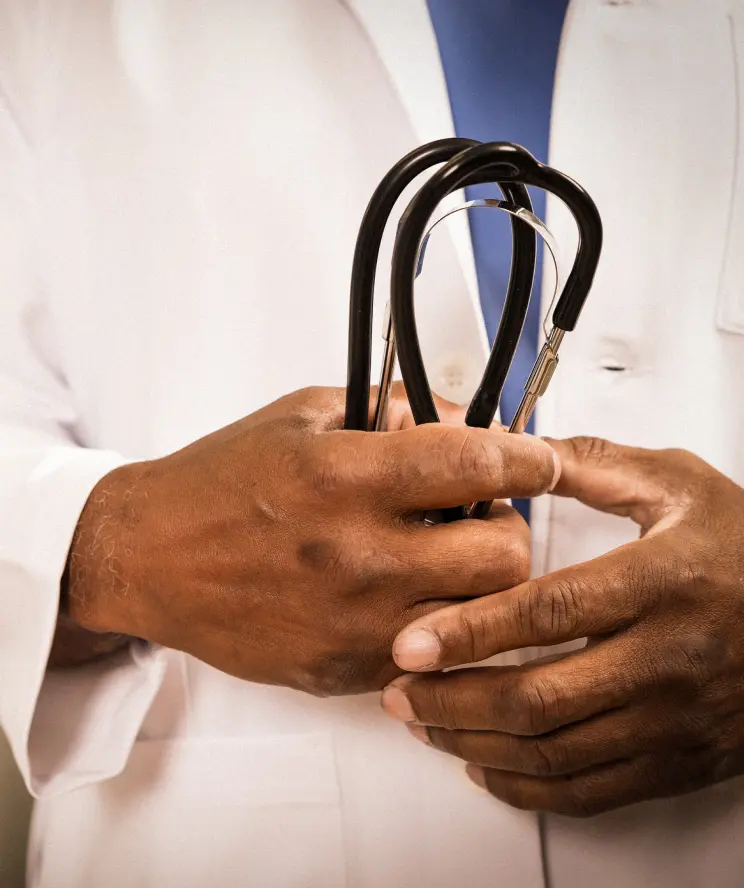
[
  {"left": 62, "top": 384, "right": 558, "bottom": 695},
  {"left": 382, "top": 437, "right": 744, "bottom": 817}
]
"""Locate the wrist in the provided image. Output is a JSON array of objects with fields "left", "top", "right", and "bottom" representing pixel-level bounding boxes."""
[{"left": 65, "top": 460, "right": 152, "bottom": 639}]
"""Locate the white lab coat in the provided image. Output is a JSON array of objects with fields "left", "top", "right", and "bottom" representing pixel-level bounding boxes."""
[{"left": 1, "top": 0, "right": 744, "bottom": 886}]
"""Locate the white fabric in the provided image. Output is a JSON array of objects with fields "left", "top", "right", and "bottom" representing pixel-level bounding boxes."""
[
  {"left": 0, "top": 1, "right": 166, "bottom": 799},
  {"left": 532, "top": 2, "right": 744, "bottom": 885},
  {"left": 0, "top": 0, "right": 743, "bottom": 886},
  {"left": 0, "top": 1, "right": 534, "bottom": 886}
]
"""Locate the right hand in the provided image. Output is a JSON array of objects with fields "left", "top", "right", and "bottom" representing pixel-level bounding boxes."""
[{"left": 65, "top": 386, "right": 558, "bottom": 696}]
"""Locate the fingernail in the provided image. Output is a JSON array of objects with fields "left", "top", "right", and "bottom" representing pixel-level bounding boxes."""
[
  {"left": 407, "top": 723, "right": 431, "bottom": 745},
  {"left": 466, "top": 763, "right": 487, "bottom": 790},
  {"left": 393, "top": 628, "right": 441, "bottom": 671},
  {"left": 381, "top": 684, "right": 415, "bottom": 722},
  {"left": 549, "top": 449, "right": 561, "bottom": 491},
  {"left": 524, "top": 435, "right": 561, "bottom": 492}
]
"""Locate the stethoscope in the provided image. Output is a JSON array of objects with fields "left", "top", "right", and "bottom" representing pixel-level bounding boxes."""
[{"left": 344, "top": 138, "right": 603, "bottom": 521}]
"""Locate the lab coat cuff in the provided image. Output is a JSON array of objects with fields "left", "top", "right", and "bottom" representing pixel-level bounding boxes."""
[
  {"left": 0, "top": 447, "right": 166, "bottom": 798},
  {"left": 27, "top": 640, "right": 167, "bottom": 798}
]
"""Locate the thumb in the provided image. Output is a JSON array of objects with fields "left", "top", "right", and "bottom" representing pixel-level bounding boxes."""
[{"left": 544, "top": 436, "right": 679, "bottom": 530}]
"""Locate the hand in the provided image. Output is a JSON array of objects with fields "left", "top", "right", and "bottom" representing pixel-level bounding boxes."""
[
  {"left": 383, "top": 437, "right": 744, "bottom": 816},
  {"left": 65, "top": 385, "right": 558, "bottom": 695}
]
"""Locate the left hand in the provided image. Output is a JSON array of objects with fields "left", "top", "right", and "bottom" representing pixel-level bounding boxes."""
[{"left": 381, "top": 437, "right": 744, "bottom": 817}]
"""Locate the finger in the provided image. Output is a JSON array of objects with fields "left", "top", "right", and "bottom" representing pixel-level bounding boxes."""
[
  {"left": 347, "top": 423, "right": 559, "bottom": 512},
  {"left": 416, "top": 700, "right": 706, "bottom": 776},
  {"left": 387, "top": 505, "right": 531, "bottom": 600},
  {"left": 385, "top": 636, "right": 658, "bottom": 736},
  {"left": 545, "top": 436, "right": 699, "bottom": 531},
  {"left": 392, "top": 534, "right": 677, "bottom": 671},
  {"left": 470, "top": 746, "right": 722, "bottom": 817}
]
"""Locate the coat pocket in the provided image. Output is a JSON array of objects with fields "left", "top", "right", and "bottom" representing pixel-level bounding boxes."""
[
  {"left": 717, "top": 8, "right": 744, "bottom": 334},
  {"left": 31, "top": 732, "right": 346, "bottom": 888}
]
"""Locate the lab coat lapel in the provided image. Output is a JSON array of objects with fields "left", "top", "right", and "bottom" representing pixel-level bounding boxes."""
[
  {"left": 343, "top": 0, "right": 456, "bottom": 144},
  {"left": 345, "top": 0, "right": 487, "bottom": 359}
]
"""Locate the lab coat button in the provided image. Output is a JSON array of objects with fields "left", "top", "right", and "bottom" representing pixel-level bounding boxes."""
[{"left": 434, "top": 355, "right": 481, "bottom": 404}]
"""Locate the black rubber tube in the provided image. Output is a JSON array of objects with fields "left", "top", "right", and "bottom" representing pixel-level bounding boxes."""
[
  {"left": 391, "top": 142, "right": 602, "bottom": 429},
  {"left": 344, "top": 138, "right": 537, "bottom": 433}
]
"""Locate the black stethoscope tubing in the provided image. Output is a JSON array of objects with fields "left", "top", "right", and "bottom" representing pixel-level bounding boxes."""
[
  {"left": 344, "top": 137, "right": 537, "bottom": 433},
  {"left": 344, "top": 138, "right": 603, "bottom": 521}
]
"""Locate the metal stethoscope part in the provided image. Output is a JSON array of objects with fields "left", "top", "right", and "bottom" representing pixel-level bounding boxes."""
[{"left": 372, "top": 198, "right": 566, "bottom": 438}]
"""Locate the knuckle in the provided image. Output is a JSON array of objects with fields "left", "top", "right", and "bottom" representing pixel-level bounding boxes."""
[
  {"left": 452, "top": 428, "right": 498, "bottom": 483},
  {"left": 514, "top": 674, "right": 560, "bottom": 735},
  {"left": 658, "top": 448, "right": 717, "bottom": 499},
  {"left": 631, "top": 649, "right": 670, "bottom": 696},
  {"left": 677, "top": 640, "right": 716, "bottom": 690},
  {"left": 547, "top": 578, "right": 586, "bottom": 637},
  {"left": 454, "top": 606, "right": 497, "bottom": 664},
  {"left": 348, "top": 546, "right": 397, "bottom": 594},
  {"left": 675, "top": 553, "right": 711, "bottom": 595},
  {"left": 515, "top": 582, "right": 542, "bottom": 639},
  {"left": 660, "top": 447, "right": 704, "bottom": 474},
  {"left": 429, "top": 684, "right": 465, "bottom": 731},
  {"left": 528, "top": 737, "right": 569, "bottom": 777},
  {"left": 306, "top": 445, "right": 356, "bottom": 495},
  {"left": 625, "top": 553, "right": 666, "bottom": 615},
  {"left": 632, "top": 638, "right": 715, "bottom": 698},
  {"left": 297, "top": 537, "right": 393, "bottom": 593},
  {"left": 567, "top": 435, "right": 616, "bottom": 468},
  {"left": 295, "top": 384, "right": 324, "bottom": 404},
  {"left": 291, "top": 386, "right": 343, "bottom": 428},
  {"left": 662, "top": 636, "right": 718, "bottom": 691},
  {"left": 286, "top": 386, "right": 323, "bottom": 418},
  {"left": 516, "top": 579, "right": 584, "bottom": 642}
]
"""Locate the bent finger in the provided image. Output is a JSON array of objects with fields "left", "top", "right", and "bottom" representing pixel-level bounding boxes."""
[
  {"left": 545, "top": 436, "right": 698, "bottom": 531},
  {"left": 386, "top": 636, "right": 658, "bottom": 736},
  {"left": 398, "top": 504, "right": 531, "bottom": 600},
  {"left": 392, "top": 535, "right": 677, "bottom": 671},
  {"left": 472, "top": 746, "right": 721, "bottom": 817},
  {"left": 417, "top": 700, "right": 703, "bottom": 776}
]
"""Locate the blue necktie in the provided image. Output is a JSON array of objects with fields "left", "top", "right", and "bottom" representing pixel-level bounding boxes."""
[{"left": 427, "top": 0, "right": 568, "bottom": 521}]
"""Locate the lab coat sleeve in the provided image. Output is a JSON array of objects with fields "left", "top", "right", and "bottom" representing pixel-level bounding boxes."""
[{"left": 0, "top": 11, "right": 166, "bottom": 799}]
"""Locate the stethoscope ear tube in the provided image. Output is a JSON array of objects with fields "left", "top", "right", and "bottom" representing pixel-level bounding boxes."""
[
  {"left": 344, "top": 139, "right": 479, "bottom": 433},
  {"left": 390, "top": 142, "right": 602, "bottom": 433},
  {"left": 344, "top": 138, "right": 537, "bottom": 433},
  {"left": 521, "top": 164, "right": 603, "bottom": 332}
]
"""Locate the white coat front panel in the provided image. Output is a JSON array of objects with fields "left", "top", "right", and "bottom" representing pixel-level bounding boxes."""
[
  {"left": 531, "top": 1, "right": 744, "bottom": 886},
  {"left": 13, "top": 2, "right": 541, "bottom": 887},
  {"left": 4, "top": 1, "right": 744, "bottom": 886}
]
